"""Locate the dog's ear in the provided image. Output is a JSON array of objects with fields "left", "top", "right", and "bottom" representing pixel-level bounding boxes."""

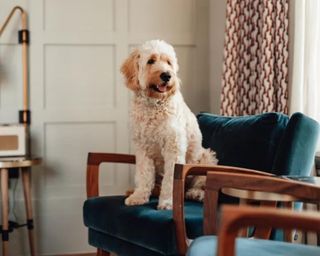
[{"left": 121, "top": 49, "right": 140, "bottom": 91}]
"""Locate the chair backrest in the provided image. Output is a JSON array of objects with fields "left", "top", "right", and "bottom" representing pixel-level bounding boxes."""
[
  {"left": 197, "top": 112, "right": 320, "bottom": 176},
  {"left": 272, "top": 112, "right": 320, "bottom": 175}
]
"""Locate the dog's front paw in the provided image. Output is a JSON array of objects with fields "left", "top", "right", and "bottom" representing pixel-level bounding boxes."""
[
  {"left": 157, "top": 198, "right": 173, "bottom": 210},
  {"left": 125, "top": 192, "right": 149, "bottom": 206},
  {"left": 186, "top": 188, "right": 205, "bottom": 202}
]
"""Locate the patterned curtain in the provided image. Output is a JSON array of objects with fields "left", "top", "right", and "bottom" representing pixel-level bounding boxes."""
[{"left": 220, "top": 0, "right": 289, "bottom": 116}]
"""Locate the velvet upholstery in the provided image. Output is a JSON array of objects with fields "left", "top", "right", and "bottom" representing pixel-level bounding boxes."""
[
  {"left": 187, "top": 236, "right": 320, "bottom": 256},
  {"left": 83, "top": 112, "right": 320, "bottom": 255},
  {"left": 83, "top": 196, "right": 203, "bottom": 255},
  {"left": 272, "top": 112, "right": 320, "bottom": 176},
  {"left": 198, "top": 112, "right": 289, "bottom": 171},
  {"left": 89, "top": 229, "right": 167, "bottom": 256}
]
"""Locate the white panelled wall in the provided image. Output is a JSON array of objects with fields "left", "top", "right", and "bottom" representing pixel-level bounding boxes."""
[{"left": 0, "top": 0, "right": 212, "bottom": 255}]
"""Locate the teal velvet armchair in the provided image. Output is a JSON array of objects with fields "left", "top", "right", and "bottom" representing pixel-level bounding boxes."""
[
  {"left": 83, "top": 112, "right": 319, "bottom": 256},
  {"left": 187, "top": 171, "right": 320, "bottom": 256}
]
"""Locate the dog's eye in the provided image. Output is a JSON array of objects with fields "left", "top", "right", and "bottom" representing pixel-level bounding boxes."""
[
  {"left": 167, "top": 60, "right": 171, "bottom": 66},
  {"left": 147, "top": 59, "right": 155, "bottom": 65}
]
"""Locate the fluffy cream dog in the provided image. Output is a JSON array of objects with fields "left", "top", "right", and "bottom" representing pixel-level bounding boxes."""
[{"left": 121, "top": 40, "right": 217, "bottom": 210}]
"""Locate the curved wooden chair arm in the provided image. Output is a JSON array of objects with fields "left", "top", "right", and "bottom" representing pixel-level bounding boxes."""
[
  {"left": 172, "top": 163, "right": 273, "bottom": 255},
  {"left": 206, "top": 171, "right": 320, "bottom": 204},
  {"left": 86, "top": 152, "right": 136, "bottom": 198},
  {"left": 218, "top": 205, "right": 320, "bottom": 256},
  {"left": 87, "top": 152, "right": 136, "bottom": 165}
]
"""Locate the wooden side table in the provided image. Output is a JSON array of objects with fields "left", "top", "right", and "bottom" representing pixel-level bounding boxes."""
[
  {"left": 0, "top": 156, "right": 41, "bottom": 256},
  {"left": 222, "top": 176, "right": 320, "bottom": 202}
]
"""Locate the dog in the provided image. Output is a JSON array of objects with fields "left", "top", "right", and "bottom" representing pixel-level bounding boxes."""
[{"left": 121, "top": 40, "right": 218, "bottom": 210}]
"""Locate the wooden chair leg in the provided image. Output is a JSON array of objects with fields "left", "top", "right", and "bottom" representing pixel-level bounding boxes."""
[
  {"left": 21, "top": 167, "right": 36, "bottom": 256},
  {"left": 97, "top": 248, "right": 111, "bottom": 256},
  {"left": 1, "top": 168, "right": 9, "bottom": 256}
]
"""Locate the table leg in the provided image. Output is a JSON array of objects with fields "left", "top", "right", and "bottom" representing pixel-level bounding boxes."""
[
  {"left": 238, "top": 199, "right": 250, "bottom": 237},
  {"left": 21, "top": 167, "right": 36, "bottom": 256},
  {"left": 317, "top": 202, "right": 320, "bottom": 246},
  {"left": 283, "top": 201, "right": 294, "bottom": 242},
  {"left": 1, "top": 168, "right": 9, "bottom": 256},
  {"left": 254, "top": 201, "right": 277, "bottom": 239}
]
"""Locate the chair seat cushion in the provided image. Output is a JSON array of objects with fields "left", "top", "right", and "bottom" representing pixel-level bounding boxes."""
[
  {"left": 83, "top": 196, "right": 203, "bottom": 255},
  {"left": 187, "top": 235, "right": 320, "bottom": 256},
  {"left": 88, "top": 228, "right": 166, "bottom": 256}
]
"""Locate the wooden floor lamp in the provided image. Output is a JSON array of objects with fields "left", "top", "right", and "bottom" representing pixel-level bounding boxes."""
[{"left": 0, "top": 6, "right": 31, "bottom": 155}]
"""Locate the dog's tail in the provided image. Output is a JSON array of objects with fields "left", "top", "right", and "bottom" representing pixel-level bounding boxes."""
[
  {"left": 198, "top": 148, "right": 218, "bottom": 165},
  {"left": 186, "top": 148, "right": 218, "bottom": 201}
]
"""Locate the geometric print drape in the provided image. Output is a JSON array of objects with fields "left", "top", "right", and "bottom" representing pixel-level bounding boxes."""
[{"left": 220, "top": 0, "right": 289, "bottom": 116}]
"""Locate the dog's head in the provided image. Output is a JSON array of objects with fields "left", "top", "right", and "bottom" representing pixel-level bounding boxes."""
[{"left": 121, "top": 40, "right": 180, "bottom": 100}]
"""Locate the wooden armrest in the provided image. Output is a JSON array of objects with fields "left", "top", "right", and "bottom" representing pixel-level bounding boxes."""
[
  {"left": 172, "top": 163, "right": 273, "bottom": 255},
  {"left": 206, "top": 171, "right": 320, "bottom": 204},
  {"left": 87, "top": 152, "right": 135, "bottom": 165},
  {"left": 86, "top": 152, "right": 136, "bottom": 198},
  {"left": 218, "top": 205, "right": 320, "bottom": 256}
]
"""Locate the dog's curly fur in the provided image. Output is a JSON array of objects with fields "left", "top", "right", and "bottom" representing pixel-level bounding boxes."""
[{"left": 121, "top": 40, "right": 218, "bottom": 210}]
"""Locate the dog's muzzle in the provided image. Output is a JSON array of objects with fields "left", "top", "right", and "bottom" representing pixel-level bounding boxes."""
[{"left": 149, "top": 72, "right": 172, "bottom": 93}]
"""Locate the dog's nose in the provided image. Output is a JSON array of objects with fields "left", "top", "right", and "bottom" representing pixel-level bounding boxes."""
[{"left": 160, "top": 72, "right": 171, "bottom": 82}]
